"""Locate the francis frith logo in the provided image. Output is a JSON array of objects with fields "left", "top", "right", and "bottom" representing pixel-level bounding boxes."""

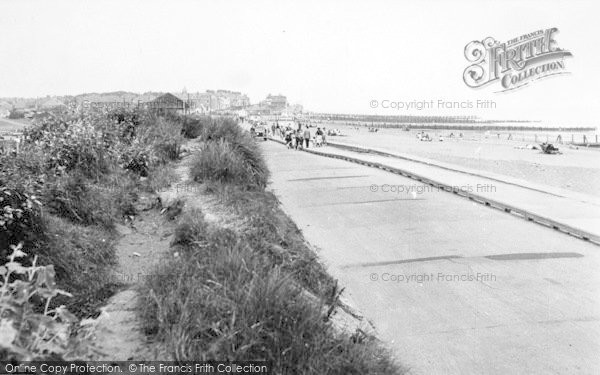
[{"left": 463, "top": 28, "right": 572, "bottom": 92}]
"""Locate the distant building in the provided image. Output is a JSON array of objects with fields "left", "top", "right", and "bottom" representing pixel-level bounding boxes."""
[
  {"left": 79, "top": 95, "right": 136, "bottom": 111},
  {"left": 287, "top": 103, "right": 303, "bottom": 114},
  {"left": 260, "top": 94, "right": 287, "bottom": 113},
  {"left": 216, "top": 90, "right": 249, "bottom": 108},
  {"left": 40, "top": 98, "right": 66, "bottom": 110},
  {"left": 146, "top": 93, "right": 185, "bottom": 115},
  {"left": 174, "top": 90, "right": 250, "bottom": 113},
  {"left": 218, "top": 95, "right": 231, "bottom": 109},
  {"left": 246, "top": 103, "right": 271, "bottom": 116}
]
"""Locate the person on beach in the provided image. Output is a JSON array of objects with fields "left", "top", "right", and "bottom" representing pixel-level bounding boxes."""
[
  {"left": 322, "top": 127, "right": 327, "bottom": 145},
  {"left": 303, "top": 126, "right": 311, "bottom": 148}
]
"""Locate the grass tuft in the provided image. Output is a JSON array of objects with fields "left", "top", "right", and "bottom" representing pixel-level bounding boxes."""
[{"left": 190, "top": 139, "right": 268, "bottom": 189}]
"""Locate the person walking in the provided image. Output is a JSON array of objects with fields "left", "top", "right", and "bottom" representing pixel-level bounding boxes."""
[
  {"left": 315, "top": 127, "right": 323, "bottom": 147},
  {"left": 303, "top": 126, "right": 311, "bottom": 148},
  {"left": 285, "top": 129, "right": 293, "bottom": 148},
  {"left": 295, "top": 129, "right": 303, "bottom": 150}
]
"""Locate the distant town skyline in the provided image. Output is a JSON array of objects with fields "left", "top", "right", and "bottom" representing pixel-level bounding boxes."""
[{"left": 1, "top": 0, "right": 599, "bottom": 125}]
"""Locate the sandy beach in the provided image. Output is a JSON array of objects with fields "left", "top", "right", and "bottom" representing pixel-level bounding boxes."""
[{"left": 318, "top": 123, "right": 600, "bottom": 197}]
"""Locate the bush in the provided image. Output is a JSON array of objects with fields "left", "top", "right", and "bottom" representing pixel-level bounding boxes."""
[
  {"left": 0, "top": 187, "right": 43, "bottom": 259},
  {"left": 170, "top": 209, "right": 208, "bottom": 247},
  {"left": 43, "top": 172, "right": 115, "bottom": 229},
  {"left": 191, "top": 138, "right": 268, "bottom": 189},
  {"left": 194, "top": 117, "right": 269, "bottom": 188},
  {"left": 38, "top": 215, "right": 118, "bottom": 317},
  {"left": 0, "top": 244, "right": 94, "bottom": 361},
  {"left": 137, "top": 116, "right": 183, "bottom": 164},
  {"left": 0, "top": 145, "right": 48, "bottom": 195},
  {"left": 38, "top": 118, "right": 113, "bottom": 179},
  {"left": 191, "top": 140, "right": 243, "bottom": 185},
  {"left": 180, "top": 116, "right": 210, "bottom": 139},
  {"left": 2, "top": 108, "right": 186, "bottom": 326},
  {"left": 200, "top": 117, "right": 243, "bottom": 143}
]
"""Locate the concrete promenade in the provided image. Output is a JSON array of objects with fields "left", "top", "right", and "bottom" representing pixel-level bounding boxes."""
[
  {"left": 262, "top": 140, "right": 600, "bottom": 374},
  {"left": 281, "top": 138, "right": 600, "bottom": 245}
]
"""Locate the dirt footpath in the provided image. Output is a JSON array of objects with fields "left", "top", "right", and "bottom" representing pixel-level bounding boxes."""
[
  {"left": 91, "top": 210, "right": 175, "bottom": 360},
  {"left": 88, "top": 138, "right": 229, "bottom": 360}
]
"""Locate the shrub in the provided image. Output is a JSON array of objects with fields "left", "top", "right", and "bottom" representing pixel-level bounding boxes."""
[
  {"left": 191, "top": 139, "right": 243, "bottom": 185},
  {"left": 170, "top": 209, "right": 208, "bottom": 247},
  {"left": 46, "top": 121, "right": 112, "bottom": 178},
  {"left": 43, "top": 172, "right": 115, "bottom": 229},
  {"left": 117, "top": 116, "right": 182, "bottom": 177},
  {"left": 201, "top": 117, "right": 243, "bottom": 143},
  {"left": 38, "top": 215, "right": 118, "bottom": 317},
  {"left": 0, "top": 145, "right": 47, "bottom": 194},
  {"left": 2, "top": 108, "right": 182, "bottom": 325},
  {"left": 121, "top": 149, "right": 151, "bottom": 177},
  {"left": 137, "top": 117, "right": 183, "bottom": 164},
  {"left": 0, "top": 244, "right": 95, "bottom": 361},
  {"left": 179, "top": 116, "right": 210, "bottom": 139},
  {"left": 191, "top": 138, "right": 268, "bottom": 189},
  {"left": 100, "top": 169, "right": 140, "bottom": 218},
  {"left": 0, "top": 187, "right": 43, "bottom": 259}
]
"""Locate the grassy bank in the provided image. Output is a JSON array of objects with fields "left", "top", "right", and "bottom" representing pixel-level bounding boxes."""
[
  {"left": 139, "top": 116, "right": 403, "bottom": 374},
  {"left": 0, "top": 109, "right": 183, "bottom": 359}
]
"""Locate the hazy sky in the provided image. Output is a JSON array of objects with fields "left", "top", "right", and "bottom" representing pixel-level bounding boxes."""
[{"left": 1, "top": 0, "right": 598, "bottom": 125}]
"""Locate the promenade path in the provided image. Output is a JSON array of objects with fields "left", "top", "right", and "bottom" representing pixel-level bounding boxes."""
[{"left": 262, "top": 140, "right": 600, "bottom": 374}]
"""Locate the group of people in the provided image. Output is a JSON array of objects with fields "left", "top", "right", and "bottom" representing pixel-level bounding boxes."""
[{"left": 270, "top": 123, "right": 327, "bottom": 150}]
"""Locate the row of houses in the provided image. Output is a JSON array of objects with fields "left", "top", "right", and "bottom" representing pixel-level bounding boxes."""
[
  {"left": 75, "top": 90, "right": 251, "bottom": 115},
  {"left": 0, "top": 97, "right": 72, "bottom": 118},
  {"left": 1, "top": 91, "right": 304, "bottom": 118},
  {"left": 103, "top": 92, "right": 300, "bottom": 116}
]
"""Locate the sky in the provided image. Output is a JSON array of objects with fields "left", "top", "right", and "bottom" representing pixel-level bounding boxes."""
[{"left": 0, "top": 0, "right": 599, "bottom": 126}]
